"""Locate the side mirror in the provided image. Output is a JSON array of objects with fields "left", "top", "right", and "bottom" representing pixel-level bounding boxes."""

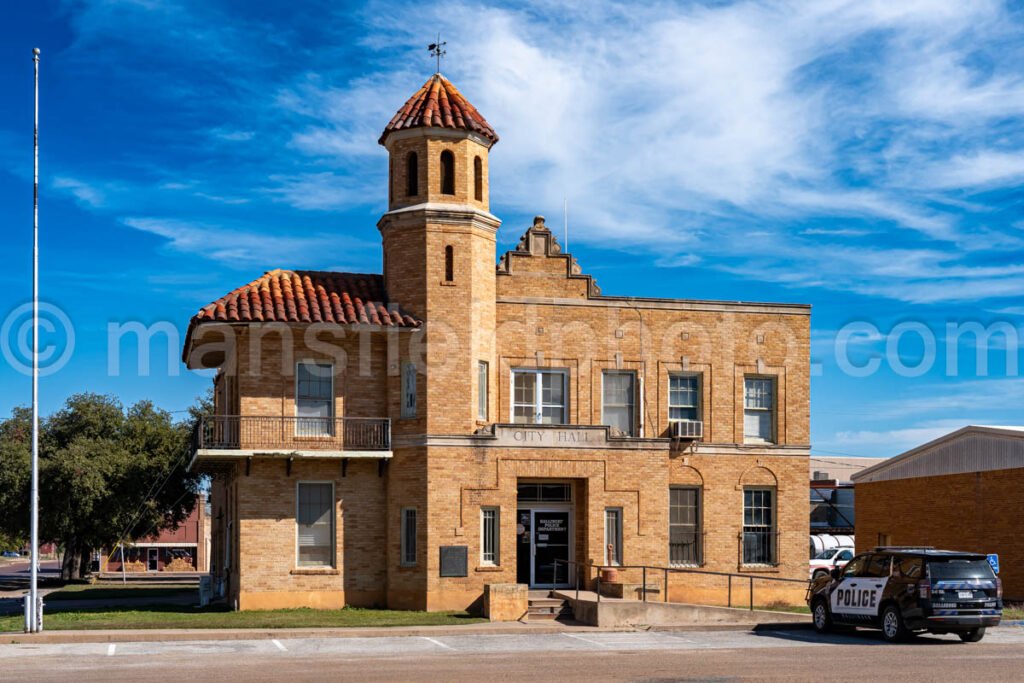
[{"left": 830, "top": 567, "right": 842, "bottom": 580}]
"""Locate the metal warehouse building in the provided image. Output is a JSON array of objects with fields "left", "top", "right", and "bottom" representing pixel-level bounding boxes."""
[{"left": 852, "top": 426, "right": 1024, "bottom": 600}]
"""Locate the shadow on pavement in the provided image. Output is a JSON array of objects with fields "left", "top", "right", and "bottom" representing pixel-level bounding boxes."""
[{"left": 750, "top": 626, "right": 963, "bottom": 646}]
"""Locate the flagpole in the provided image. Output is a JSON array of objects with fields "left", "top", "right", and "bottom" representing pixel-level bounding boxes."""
[{"left": 28, "top": 46, "right": 41, "bottom": 634}]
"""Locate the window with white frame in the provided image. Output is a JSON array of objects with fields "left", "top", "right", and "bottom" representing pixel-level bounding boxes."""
[
  {"left": 743, "top": 377, "right": 776, "bottom": 443},
  {"left": 296, "top": 361, "right": 333, "bottom": 436},
  {"left": 481, "top": 507, "right": 499, "bottom": 565},
  {"left": 669, "top": 487, "right": 702, "bottom": 566},
  {"left": 602, "top": 371, "right": 636, "bottom": 436},
  {"left": 512, "top": 369, "right": 567, "bottom": 424},
  {"left": 742, "top": 488, "right": 776, "bottom": 565},
  {"left": 669, "top": 374, "right": 700, "bottom": 423},
  {"left": 296, "top": 482, "right": 334, "bottom": 567},
  {"left": 605, "top": 508, "right": 623, "bottom": 565},
  {"left": 478, "top": 361, "right": 489, "bottom": 421},
  {"left": 400, "top": 507, "right": 417, "bottom": 566},
  {"left": 401, "top": 363, "right": 417, "bottom": 419}
]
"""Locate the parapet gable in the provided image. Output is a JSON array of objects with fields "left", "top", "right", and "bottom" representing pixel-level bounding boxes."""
[{"left": 496, "top": 216, "right": 601, "bottom": 299}]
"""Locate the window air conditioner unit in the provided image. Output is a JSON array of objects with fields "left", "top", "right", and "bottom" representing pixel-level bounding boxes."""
[{"left": 671, "top": 420, "right": 703, "bottom": 440}]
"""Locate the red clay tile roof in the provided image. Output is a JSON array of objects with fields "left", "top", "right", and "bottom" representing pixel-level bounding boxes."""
[
  {"left": 189, "top": 269, "right": 421, "bottom": 328},
  {"left": 379, "top": 73, "right": 498, "bottom": 145}
]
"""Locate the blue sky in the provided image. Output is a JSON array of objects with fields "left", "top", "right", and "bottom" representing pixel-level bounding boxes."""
[{"left": 1, "top": 0, "right": 1023, "bottom": 457}]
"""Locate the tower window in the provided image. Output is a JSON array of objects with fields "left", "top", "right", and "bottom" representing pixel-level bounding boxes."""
[
  {"left": 406, "top": 152, "right": 418, "bottom": 197},
  {"left": 444, "top": 245, "right": 454, "bottom": 282},
  {"left": 440, "top": 150, "right": 455, "bottom": 195},
  {"left": 474, "top": 156, "right": 483, "bottom": 201}
]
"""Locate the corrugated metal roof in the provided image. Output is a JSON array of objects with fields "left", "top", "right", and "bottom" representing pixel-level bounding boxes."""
[
  {"left": 851, "top": 426, "right": 1024, "bottom": 483},
  {"left": 809, "top": 456, "right": 888, "bottom": 484}
]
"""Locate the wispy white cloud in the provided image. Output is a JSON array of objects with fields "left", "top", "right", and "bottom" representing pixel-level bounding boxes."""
[
  {"left": 122, "top": 216, "right": 377, "bottom": 268},
  {"left": 52, "top": 176, "right": 107, "bottom": 208}
]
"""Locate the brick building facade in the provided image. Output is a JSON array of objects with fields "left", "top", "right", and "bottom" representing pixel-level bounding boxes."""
[{"left": 184, "top": 73, "right": 811, "bottom": 612}]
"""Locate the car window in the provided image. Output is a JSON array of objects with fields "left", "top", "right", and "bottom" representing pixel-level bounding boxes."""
[
  {"left": 894, "top": 557, "right": 923, "bottom": 579},
  {"left": 928, "top": 559, "right": 995, "bottom": 580},
  {"left": 841, "top": 555, "right": 869, "bottom": 577},
  {"left": 863, "top": 554, "right": 892, "bottom": 578},
  {"left": 837, "top": 550, "right": 853, "bottom": 562}
]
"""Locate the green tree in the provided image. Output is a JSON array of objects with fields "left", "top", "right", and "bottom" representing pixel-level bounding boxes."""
[
  {"left": 0, "top": 394, "right": 205, "bottom": 579},
  {"left": 0, "top": 407, "right": 31, "bottom": 550}
]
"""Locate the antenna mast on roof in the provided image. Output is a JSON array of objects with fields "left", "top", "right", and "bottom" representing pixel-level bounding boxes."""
[{"left": 428, "top": 34, "right": 447, "bottom": 74}]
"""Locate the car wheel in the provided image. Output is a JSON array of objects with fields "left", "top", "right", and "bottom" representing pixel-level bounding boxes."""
[
  {"left": 958, "top": 628, "right": 986, "bottom": 643},
  {"left": 881, "top": 604, "right": 908, "bottom": 643},
  {"left": 812, "top": 598, "right": 832, "bottom": 633},
  {"left": 812, "top": 569, "right": 829, "bottom": 581}
]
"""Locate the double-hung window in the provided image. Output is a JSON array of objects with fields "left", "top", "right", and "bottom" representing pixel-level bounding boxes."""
[
  {"left": 743, "top": 377, "right": 776, "bottom": 443},
  {"left": 669, "top": 487, "right": 702, "bottom": 566},
  {"left": 669, "top": 374, "right": 700, "bottom": 423},
  {"left": 512, "top": 369, "right": 567, "bottom": 424},
  {"left": 296, "top": 362, "right": 333, "bottom": 436},
  {"left": 605, "top": 508, "right": 623, "bottom": 565},
  {"left": 478, "top": 361, "right": 489, "bottom": 421},
  {"left": 742, "top": 488, "right": 776, "bottom": 565},
  {"left": 400, "top": 508, "right": 417, "bottom": 566},
  {"left": 602, "top": 371, "right": 636, "bottom": 436},
  {"left": 297, "top": 482, "right": 334, "bottom": 567},
  {"left": 481, "top": 507, "right": 499, "bottom": 565},
  {"left": 401, "top": 363, "right": 417, "bottom": 419}
]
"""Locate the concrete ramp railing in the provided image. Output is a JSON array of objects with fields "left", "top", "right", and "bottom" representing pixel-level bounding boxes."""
[{"left": 553, "top": 559, "right": 810, "bottom": 611}]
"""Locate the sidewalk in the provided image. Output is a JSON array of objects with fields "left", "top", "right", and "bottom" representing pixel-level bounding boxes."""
[{"left": 0, "top": 618, "right": 810, "bottom": 645}]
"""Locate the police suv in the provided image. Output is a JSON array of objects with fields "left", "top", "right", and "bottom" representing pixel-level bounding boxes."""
[{"left": 807, "top": 547, "right": 1002, "bottom": 642}]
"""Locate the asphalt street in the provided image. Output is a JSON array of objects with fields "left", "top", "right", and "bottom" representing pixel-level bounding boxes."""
[{"left": 3, "top": 625, "right": 1024, "bottom": 681}]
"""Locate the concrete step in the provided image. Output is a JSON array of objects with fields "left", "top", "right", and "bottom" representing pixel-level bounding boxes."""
[{"left": 527, "top": 595, "right": 573, "bottom": 620}]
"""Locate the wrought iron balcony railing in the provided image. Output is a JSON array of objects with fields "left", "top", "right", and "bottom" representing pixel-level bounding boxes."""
[{"left": 192, "top": 415, "right": 391, "bottom": 453}]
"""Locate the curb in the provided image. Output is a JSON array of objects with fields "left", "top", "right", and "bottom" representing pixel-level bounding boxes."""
[{"left": 0, "top": 620, "right": 800, "bottom": 645}]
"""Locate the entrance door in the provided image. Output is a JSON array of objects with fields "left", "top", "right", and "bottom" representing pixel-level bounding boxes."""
[
  {"left": 147, "top": 548, "right": 159, "bottom": 572},
  {"left": 516, "top": 510, "right": 532, "bottom": 585},
  {"left": 531, "top": 510, "right": 571, "bottom": 587}
]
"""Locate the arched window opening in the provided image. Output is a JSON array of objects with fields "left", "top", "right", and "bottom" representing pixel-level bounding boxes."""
[
  {"left": 440, "top": 150, "right": 455, "bottom": 195},
  {"left": 406, "top": 152, "right": 419, "bottom": 197},
  {"left": 444, "top": 245, "right": 454, "bottom": 282},
  {"left": 474, "top": 156, "right": 483, "bottom": 201}
]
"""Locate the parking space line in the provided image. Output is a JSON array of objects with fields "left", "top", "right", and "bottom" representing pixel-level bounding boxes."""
[
  {"left": 271, "top": 639, "right": 287, "bottom": 652},
  {"left": 561, "top": 632, "right": 608, "bottom": 647},
  {"left": 421, "top": 636, "right": 454, "bottom": 650},
  {"left": 106, "top": 644, "right": 116, "bottom": 657}
]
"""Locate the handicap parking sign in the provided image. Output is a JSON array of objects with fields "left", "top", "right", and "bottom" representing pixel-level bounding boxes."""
[{"left": 988, "top": 554, "right": 1000, "bottom": 575}]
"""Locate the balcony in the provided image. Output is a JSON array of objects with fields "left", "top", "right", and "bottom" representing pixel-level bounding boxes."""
[{"left": 190, "top": 416, "right": 391, "bottom": 468}]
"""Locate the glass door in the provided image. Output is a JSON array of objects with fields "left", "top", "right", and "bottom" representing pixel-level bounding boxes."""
[{"left": 531, "top": 510, "right": 571, "bottom": 587}]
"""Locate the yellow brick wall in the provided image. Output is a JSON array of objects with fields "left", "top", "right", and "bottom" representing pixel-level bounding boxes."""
[
  {"left": 421, "top": 445, "right": 808, "bottom": 611},
  {"left": 385, "top": 134, "right": 491, "bottom": 213},
  {"left": 234, "top": 458, "right": 387, "bottom": 610}
]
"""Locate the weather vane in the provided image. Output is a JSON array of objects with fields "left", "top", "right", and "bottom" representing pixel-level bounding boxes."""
[{"left": 428, "top": 33, "right": 447, "bottom": 73}]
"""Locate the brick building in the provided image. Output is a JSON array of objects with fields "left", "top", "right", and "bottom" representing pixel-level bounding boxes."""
[
  {"left": 104, "top": 494, "right": 210, "bottom": 574},
  {"left": 183, "top": 73, "right": 811, "bottom": 612},
  {"left": 853, "top": 426, "right": 1024, "bottom": 601}
]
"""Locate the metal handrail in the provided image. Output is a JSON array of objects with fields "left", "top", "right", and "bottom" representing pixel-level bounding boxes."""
[
  {"left": 194, "top": 415, "right": 391, "bottom": 451},
  {"left": 553, "top": 559, "right": 809, "bottom": 610}
]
